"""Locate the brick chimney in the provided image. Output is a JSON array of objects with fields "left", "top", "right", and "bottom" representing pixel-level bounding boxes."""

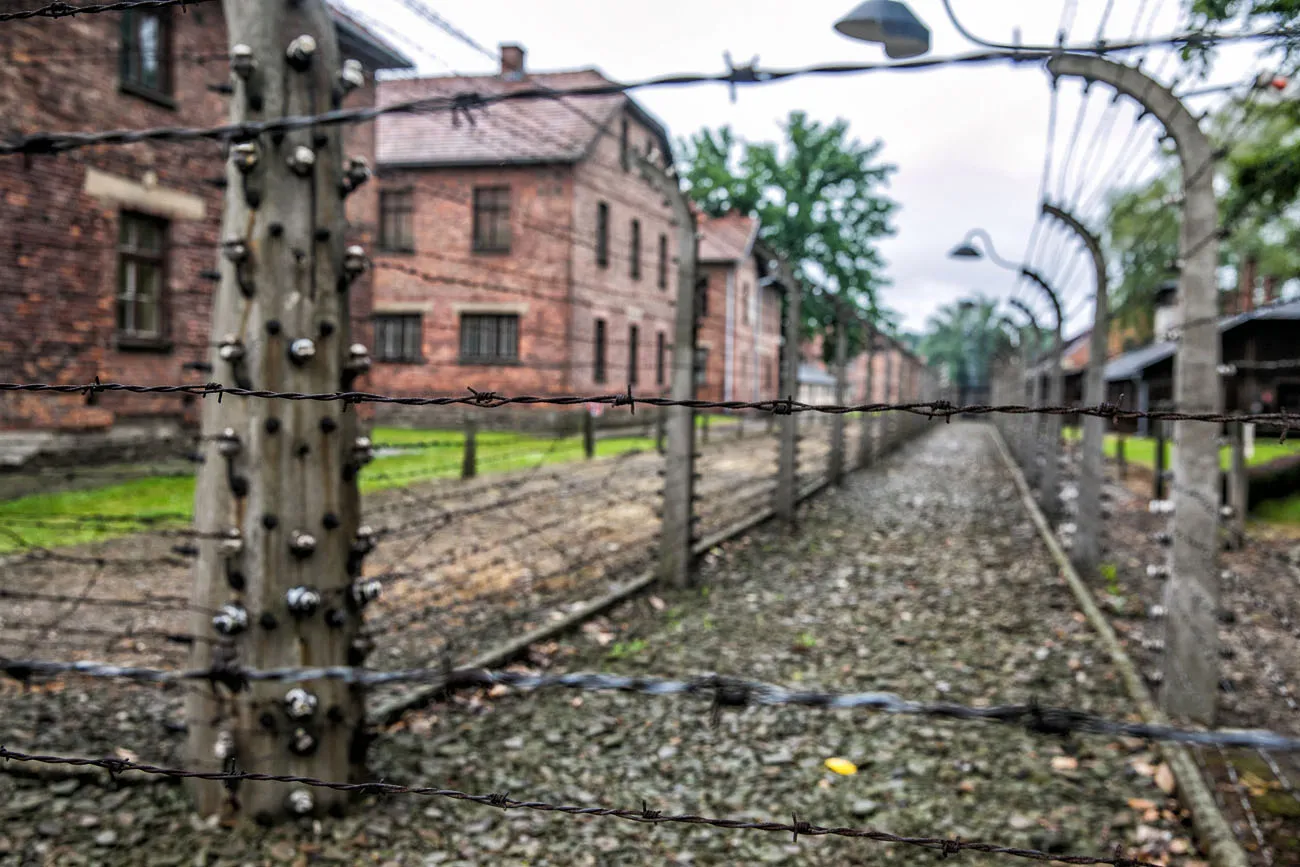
[
  {"left": 1238, "top": 255, "right": 1258, "bottom": 313},
  {"left": 500, "top": 43, "right": 526, "bottom": 79}
]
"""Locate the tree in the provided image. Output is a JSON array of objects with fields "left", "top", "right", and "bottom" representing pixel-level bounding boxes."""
[
  {"left": 1103, "top": 168, "right": 1182, "bottom": 344},
  {"left": 919, "top": 295, "right": 1017, "bottom": 392},
  {"left": 679, "top": 112, "right": 898, "bottom": 356}
]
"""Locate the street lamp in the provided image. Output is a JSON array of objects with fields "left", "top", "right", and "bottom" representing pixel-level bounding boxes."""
[{"left": 833, "top": 0, "right": 931, "bottom": 59}]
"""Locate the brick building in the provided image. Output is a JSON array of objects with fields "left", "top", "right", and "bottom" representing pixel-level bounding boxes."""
[
  {"left": 365, "top": 45, "right": 680, "bottom": 418},
  {"left": 0, "top": 2, "right": 410, "bottom": 465},
  {"left": 694, "top": 214, "right": 783, "bottom": 404}
]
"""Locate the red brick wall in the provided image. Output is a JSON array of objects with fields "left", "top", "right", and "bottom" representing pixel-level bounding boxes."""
[
  {"left": 569, "top": 110, "right": 677, "bottom": 397},
  {"left": 0, "top": 7, "right": 383, "bottom": 436},
  {"left": 367, "top": 164, "right": 576, "bottom": 397}
]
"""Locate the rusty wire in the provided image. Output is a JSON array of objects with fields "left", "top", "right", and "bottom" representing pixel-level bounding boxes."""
[
  {"left": 0, "top": 746, "right": 1162, "bottom": 866},
  {"left": 0, "top": 0, "right": 211, "bottom": 22},
  {"left": 2, "top": 380, "right": 1297, "bottom": 428}
]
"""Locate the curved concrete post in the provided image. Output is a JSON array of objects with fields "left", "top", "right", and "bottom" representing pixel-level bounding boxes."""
[
  {"left": 1049, "top": 54, "right": 1221, "bottom": 724},
  {"left": 1020, "top": 269, "right": 1064, "bottom": 520},
  {"left": 1043, "top": 202, "right": 1109, "bottom": 579},
  {"left": 1008, "top": 298, "right": 1042, "bottom": 481}
]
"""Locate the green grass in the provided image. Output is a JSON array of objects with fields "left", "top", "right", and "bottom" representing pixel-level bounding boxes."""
[
  {"left": 0, "top": 426, "right": 652, "bottom": 553},
  {"left": 1063, "top": 426, "right": 1300, "bottom": 470},
  {"left": 1256, "top": 493, "right": 1300, "bottom": 523}
]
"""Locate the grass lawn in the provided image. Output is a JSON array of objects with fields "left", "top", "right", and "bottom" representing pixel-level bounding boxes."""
[
  {"left": 1256, "top": 493, "right": 1300, "bottom": 523},
  {"left": 0, "top": 426, "right": 653, "bottom": 553},
  {"left": 1063, "top": 427, "right": 1300, "bottom": 470}
]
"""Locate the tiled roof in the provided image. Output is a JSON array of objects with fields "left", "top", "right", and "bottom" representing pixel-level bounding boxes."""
[
  {"left": 698, "top": 213, "right": 759, "bottom": 264},
  {"left": 327, "top": 3, "right": 415, "bottom": 70},
  {"left": 798, "top": 363, "right": 837, "bottom": 388},
  {"left": 377, "top": 70, "right": 633, "bottom": 167}
]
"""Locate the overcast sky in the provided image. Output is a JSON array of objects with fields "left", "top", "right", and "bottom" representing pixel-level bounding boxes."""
[{"left": 338, "top": 0, "right": 1264, "bottom": 337}]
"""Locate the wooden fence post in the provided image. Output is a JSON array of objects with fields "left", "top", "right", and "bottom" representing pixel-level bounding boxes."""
[
  {"left": 1227, "top": 421, "right": 1247, "bottom": 549},
  {"left": 775, "top": 264, "right": 801, "bottom": 524},
  {"left": 829, "top": 312, "right": 848, "bottom": 486},
  {"left": 462, "top": 417, "right": 477, "bottom": 480},
  {"left": 583, "top": 411, "right": 595, "bottom": 460},
  {"left": 187, "top": 0, "right": 368, "bottom": 820},
  {"left": 639, "top": 155, "right": 697, "bottom": 587}
]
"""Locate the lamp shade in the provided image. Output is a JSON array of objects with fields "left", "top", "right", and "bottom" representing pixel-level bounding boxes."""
[
  {"left": 833, "top": 0, "right": 931, "bottom": 59},
  {"left": 949, "top": 243, "right": 982, "bottom": 259}
]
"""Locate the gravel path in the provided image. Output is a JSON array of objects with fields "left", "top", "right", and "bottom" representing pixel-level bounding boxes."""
[{"left": 0, "top": 422, "right": 1201, "bottom": 865}]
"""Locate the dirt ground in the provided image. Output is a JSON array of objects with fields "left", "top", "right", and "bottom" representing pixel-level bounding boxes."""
[
  {"left": 0, "top": 421, "right": 1210, "bottom": 866},
  {"left": 1052, "top": 435, "right": 1300, "bottom": 866}
]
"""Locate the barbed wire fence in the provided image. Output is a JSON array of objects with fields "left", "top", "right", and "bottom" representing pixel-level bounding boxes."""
[{"left": 3, "top": 0, "right": 1300, "bottom": 864}]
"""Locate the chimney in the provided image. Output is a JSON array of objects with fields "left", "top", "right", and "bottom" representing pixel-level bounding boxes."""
[
  {"left": 500, "top": 43, "right": 525, "bottom": 79},
  {"left": 1239, "top": 255, "right": 1258, "bottom": 313},
  {"left": 1262, "top": 274, "right": 1277, "bottom": 306}
]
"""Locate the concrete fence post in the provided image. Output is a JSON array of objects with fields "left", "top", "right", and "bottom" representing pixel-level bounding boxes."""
[
  {"left": 829, "top": 312, "right": 848, "bottom": 486},
  {"left": 1227, "top": 421, "right": 1247, "bottom": 549},
  {"left": 857, "top": 329, "right": 875, "bottom": 469},
  {"left": 187, "top": 0, "right": 366, "bottom": 820},
  {"left": 775, "top": 262, "right": 801, "bottom": 524},
  {"left": 1050, "top": 54, "right": 1223, "bottom": 723},
  {"left": 639, "top": 155, "right": 697, "bottom": 588},
  {"left": 462, "top": 417, "right": 477, "bottom": 480}
]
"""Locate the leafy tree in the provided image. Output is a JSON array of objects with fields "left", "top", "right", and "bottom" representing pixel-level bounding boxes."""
[
  {"left": 1103, "top": 168, "right": 1182, "bottom": 343},
  {"left": 679, "top": 112, "right": 898, "bottom": 357},
  {"left": 919, "top": 295, "right": 1018, "bottom": 391}
]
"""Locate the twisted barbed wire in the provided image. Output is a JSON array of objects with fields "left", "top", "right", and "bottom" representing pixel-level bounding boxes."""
[
  {"left": 1, "top": 380, "right": 1296, "bottom": 428},
  {"left": 0, "top": 747, "right": 1159, "bottom": 867},
  {"left": 6, "top": 659, "right": 1300, "bottom": 753},
  {"left": 0, "top": 0, "right": 211, "bottom": 23}
]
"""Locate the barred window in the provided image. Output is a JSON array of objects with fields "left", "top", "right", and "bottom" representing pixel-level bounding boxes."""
[
  {"left": 656, "top": 332, "right": 666, "bottom": 386},
  {"left": 628, "top": 324, "right": 639, "bottom": 385},
  {"left": 594, "top": 318, "right": 607, "bottom": 383},
  {"left": 460, "top": 313, "right": 519, "bottom": 364},
  {"left": 657, "top": 233, "right": 668, "bottom": 289},
  {"left": 472, "top": 186, "right": 511, "bottom": 253},
  {"left": 630, "top": 219, "right": 641, "bottom": 280},
  {"left": 116, "top": 212, "right": 167, "bottom": 341},
  {"left": 374, "top": 314, "right": 422, "bottom": 363},
  {"left": 596, "top": 202, "right": 609, "bottom": 267},
  {"left": 121, "top": 9, "right": 171, "bottom": 99},
  {"left": 379, "top": 189, "right": 415, "bottom": 252}
]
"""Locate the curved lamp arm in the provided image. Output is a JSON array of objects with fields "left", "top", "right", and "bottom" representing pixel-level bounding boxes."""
[{"left": 952, "top": 227, "right": 1023, "bottom": 272}]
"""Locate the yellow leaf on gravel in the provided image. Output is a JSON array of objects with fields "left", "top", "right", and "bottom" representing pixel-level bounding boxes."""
[
  {"left": 824, "top": 757, "right": 858, "bottom": 776},
  {"left": 1051, "top": 756, "right": 1079, "bottom": 771}
]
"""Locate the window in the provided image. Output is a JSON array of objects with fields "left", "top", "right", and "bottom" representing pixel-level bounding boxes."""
[
  {"left": 620, "top": 117, "right": 630, "bottom": 171},
  {"left": 374, "top": 314, "right": 423, "bottom": 363},
  {"left": 696, "top": 275, "right": 710, "bottom": 316},
  {"left": 472, "top": 186, "right": 511, "bottom": 253},
  {"left": 595, "top": 202, "right": 609, "bottom": 267},
  {"left": 379, "top": 189, "right": 414, "bottom": 253},
  {"left": 693, "top": 347, "right": 709, "bottom": 387},
  {"left": 657, "top": 234, "right": 668, "bottom": 289},
  {"left": 594, "top": 318, "right": 607, "bottom": 383},
  {"left": 628, "top": 324, "right": 639, "bottom": 385},
  {"left": 656, "top": 332, "right": 666, "bottom": 386},
  {"left": 116, "top": 212, "right": 167, "bottom": 343},
  {"left": 630, "top": 219, "right": 641, "bottom": 280},
  {"left": 121, "top": 9, "right": 171, "bottom": 100},
  {"left": 459, "top": 313, "right": 519, "bottom": 364}
]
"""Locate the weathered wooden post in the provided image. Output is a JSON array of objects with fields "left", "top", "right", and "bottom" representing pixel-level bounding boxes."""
[
  {"left": 1227, "top": 421, "right": 1247, "bottom": 549},
  {"left": 857, "top": 326, "right": 875, "bottom": 469},
  {"left": 462, "top": 417, "right": 477, "bottom": 480},
  {"left": 639, "top": 155, "right": 697, "bottom": 587},
  {"left": 829, "top": 309, "right": 849, "bottom": 486},
  {"left": 1051, "top": 54, "right": 1222, "bottom": 722},
  {"left": 775, "top": 261, "right": 801, "bottom": 524},
  {"left": 187, "top": 0, "right": 373, "bottom": 820},
  {"left": 583, "top": 411, "right": 595, "bottom": 460}
]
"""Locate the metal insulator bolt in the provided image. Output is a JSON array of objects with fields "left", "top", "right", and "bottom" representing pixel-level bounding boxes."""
[
  {"left": 351, "top": 578, "right": 382, "bottom": 608},
  {"left": 212, "top": 602, "right": 249, "bottom": 636},
  {"left": 289, "top": 338, "right": 316, "bottom": 364},
  {"left": 342, "top": 245, "right": 368, "bottom": 280},
  {"left": 344, "top": 343, "right": 372, "bottom": 377},
  {"left": 230, "top": 44, "right": 256, "bottom": 79},
  {"left": 213, "top": 730, "right": 235, "bottom": 760},
  {"left": 289, "top": 531, "right": 317, "bottom": 557},
  {"left": 353, "top": 525, "right": 377, "bottom": 554},
  {"left": 231, "top": 141, "right": 259, "bottom": 173},
  {"left": 219, "top": 529, "right": 244, "bottom": 557},
  {"left": 286, "top": 586, "right": 321, "bottom": 617},
  {"left": 218, "top": 337, "right": 245, "bottom": 363},
  {"left": 353, "top": 436, "right": 374, "bottom": 466},
  {"left": 285, "top": 35, "right": 317, "bottom": 70},
  {"left": 343, "top": 157, "right": 371, "bottom": 193},
  {"left": 217, "top": 428, "right": 242, "bottom": 458},
  {"left": 284, "top": 687, "right": 318, "bottom": 721},
  {"left": 286, "top": 145, "right": 316, "bottom": 177},
  {"left": 286, "top": 788, "right": 314, "bottom": 815},
  {"left": 1220, "top": 504, "right": 1235, "bottom": 519},
  {"left": 221, "top": 240, "right": 249, "bottom": 263},
  {"left": 339, "top": 58, "right": 365, "bottom": 92}
]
